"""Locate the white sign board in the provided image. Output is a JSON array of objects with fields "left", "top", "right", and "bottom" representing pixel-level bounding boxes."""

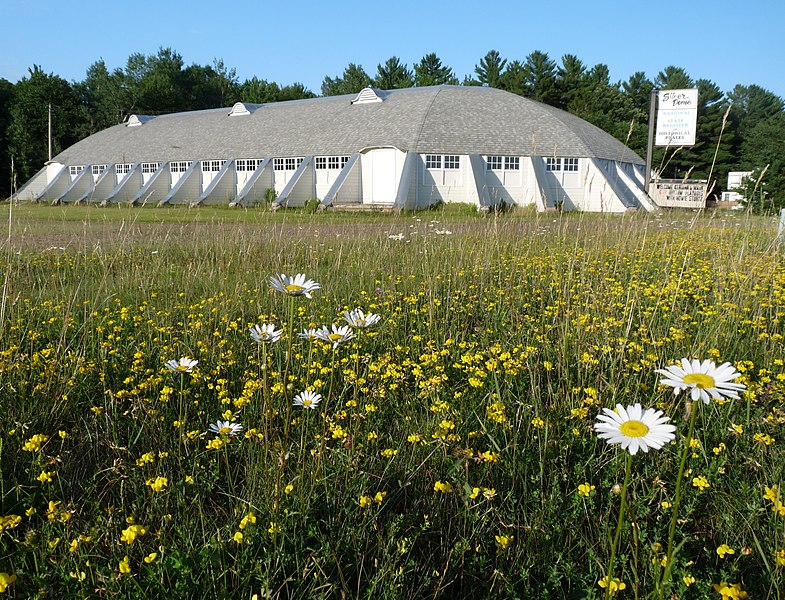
[
  {"left": 650, "top": 179, "right": 706, "bottom": 208},
  {"left": 655, "top": 89, "right": 698, "bottom": 147}
]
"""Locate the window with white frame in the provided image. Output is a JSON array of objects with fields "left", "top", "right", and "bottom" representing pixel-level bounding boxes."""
[
  {"left": 91, "top": 164, "right": 107, "bottom": 176},
  {"left": 202, "top": 160, "right": 224, "bottom": 172},
  {"left": 236, "top": 159, "right": 259, "bottom": 172},
  {"left": 141, "top": 163, "right": 159, "bottom": 174},
  {"left": 170, "top": 161, "right": 191, "bottom": 173},
  {"left": 425, "top": 155, "right": 442, "bottom": 169},
  {"left": 486, "top": 156, "right": 503, "bottom": 171},
  {"left": 563, "top": 158, "right": 579, "bottom": 172},
  {"left": 328, "top": 156, "right": 349, "bottom": 170},
  {"left": 504, "top": 157, "right": 520, "bottom": 171},
  {"left": 545, "top": 157, "right": 562, "bottom": 172},
  {"left": 115, "top": 163, "right": 132, "bottom": 176},
  {"left": 69, "top": 165, "right": 84, "bottom": 177},
  {"left": 444, "top": 155, "right": 460, "bottom": 170},
  {"left": 315, "top": 157, "right": 327, "bottom": 170},
  {"left": 274, "top": 158, "right": 303, "bottom": 171}
]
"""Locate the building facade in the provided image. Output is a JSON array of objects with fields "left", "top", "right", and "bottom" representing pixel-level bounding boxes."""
[{"left": 13, "top": 86, "right": 655, "bottom": 212}]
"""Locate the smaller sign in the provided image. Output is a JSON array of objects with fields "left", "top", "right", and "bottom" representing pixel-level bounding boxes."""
[
  {"left": 655, "top": 89, "right": 698, "bottom": 147},
  {"left": 650, "top": 179, "right": 707, "bottom": 208}
]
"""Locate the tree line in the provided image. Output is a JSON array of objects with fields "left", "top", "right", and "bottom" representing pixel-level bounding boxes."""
[{"left": 1, "top": 48, "right": 783, "bottom": 210}]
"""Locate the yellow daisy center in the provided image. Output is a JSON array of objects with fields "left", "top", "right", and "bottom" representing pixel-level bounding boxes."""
[
  {"left": 176, "top": 365, "right": 188, "bottom": 371},
  {"left": 682, "top": 373, "right": 715, "bottom": 389},
  {"left": 285, "top": 284, "right": 304, "bottom": 293},
  {"left": 329, "top": 333, "right": 342, "bottom": 341},
  {"left": 219, "top": 426, "right": 232, "bottom": 434},
  {"left": 619, "top": 420, "right": 649, "bottom": 438},
  {"left": 302, "top": 399, "right": 312, "bottom": 407}
]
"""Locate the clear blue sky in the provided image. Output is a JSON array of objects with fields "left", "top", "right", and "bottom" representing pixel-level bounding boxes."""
[{"left": 2, "top": 0, "right": 784, "bottom": 99}]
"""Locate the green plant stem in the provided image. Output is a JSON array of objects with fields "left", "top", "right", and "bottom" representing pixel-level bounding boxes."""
[
  {"left": 659, "top": 400, "right": 700, "bottom": 598},
  {"left": 605, "top": 451, "right": 633, "bottom": 600}
]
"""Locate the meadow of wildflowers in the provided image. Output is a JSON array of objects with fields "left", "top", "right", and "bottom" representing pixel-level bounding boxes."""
[{"left": 1, "top": 205, "right": 784, "bottom": 598}]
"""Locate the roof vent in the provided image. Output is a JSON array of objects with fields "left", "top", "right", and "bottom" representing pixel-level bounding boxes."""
[
  {"left": 127, "top": 114, "right": 154, "bottom": 127},
  {"left": 228, "top": 102, "right": 252, "bottom": 117},
  {"left": 351, "top": 88, "right": 385, "bottom": 104}
]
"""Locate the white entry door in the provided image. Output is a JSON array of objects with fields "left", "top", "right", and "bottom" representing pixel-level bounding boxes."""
[{"left": 371, "top": 149, "right": 397, "bottom": 203}]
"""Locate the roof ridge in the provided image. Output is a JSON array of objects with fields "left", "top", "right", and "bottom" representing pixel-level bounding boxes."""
[{"left": 412, "top": 87, "right": 443, "bottom": 152}]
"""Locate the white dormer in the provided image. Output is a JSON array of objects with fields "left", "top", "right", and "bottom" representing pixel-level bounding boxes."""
[
  {"left": 228, "top": 102, "right": 252, "bottom": 117},
  {"left": 127, "top": 114, "right": 154, "bottom": 127},
  {"left": 351, "top": 88, "right": 385, "bottom": 104}
]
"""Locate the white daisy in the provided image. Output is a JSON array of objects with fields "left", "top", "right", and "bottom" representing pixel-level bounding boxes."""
[
  {"left": 249, "top": 323, "right": 283, "bottom": 344},
  {"left": 594, "top": 403, "right": 676, "bottom": 456},
  {"left": 655, "top": 358, "right": 746, "bottom": 404},
  {"left": 314, "top": 324, "right": 355, "bottom": 349},
  {"left": 165, "top": 357, "right": 198, "bottom": 373},
  {"left": 342, "top": 308, "right": 381, "bottom": 329},
  {"left": 293, "top": 390, "right": 322, "bottom": 410},
  {"left": 269, "top": 273, "right": 320, "bottom": 299},
  {"left": 208, "top": 420, "right": 243, "bottom": 436},
  {"left": 298, "top": 328, "right": 321, "bottom": 341}
]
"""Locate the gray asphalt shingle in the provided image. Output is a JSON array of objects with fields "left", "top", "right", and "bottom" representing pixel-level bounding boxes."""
[{"left": 53, "top": 86, "right": 643, "bottom": 166}]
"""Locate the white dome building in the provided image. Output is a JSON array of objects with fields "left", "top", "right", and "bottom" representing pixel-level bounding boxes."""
[{"left": 14, "top": 85, "right": 655, "bottom": 212}]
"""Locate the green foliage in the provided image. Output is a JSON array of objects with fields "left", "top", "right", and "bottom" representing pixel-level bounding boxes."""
[
  {"left": 413, "top": 53, "right": 458, "bottom": 87},
  {"left": 474, "top": 50, "right": 507, "bottom": 89},
  {"left": 321, "top": 63, "right": 372, "bottom": 96},
  {"left": 373, "top": 57, "right": 413, "bottom": 90},
  {"left": 0, "top": 209, "right": 783, "bottom": 600}
]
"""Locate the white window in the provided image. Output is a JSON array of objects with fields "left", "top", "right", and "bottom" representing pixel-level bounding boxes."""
[
  {"left": 237, "top": 159, "right": 259, "bottom": 172},
  {"left": 425, "top": 155, "right": 442, "bottom": 169},
  {"left": 328, "top": 156, "right": 349, "bottom": 170},
  {"left": 171, "top": 161, "right": 191, "bottom": 173},
  {"left": 91, "top": 164, "right": 107, "bottom": 176},
  {"left": 444, "top": 155, "right": 460, "bottom": 170},
  {"left": 563, "top": 158, "right": 579, "bottom": 172},
  {"left": 486, "top": 156, "right": 503, "bottom": 171},
  {"left": 115, "top": 163, "right": 132, "bottom": 175},
  {"left": 504, "top": 157, "right": 520, "bottom": 171},
  {"left": 315, "top": 157, "right": 327, "bottom": 170},
  {"left": 141, "top": 163, "right": 159, "bottom": 174},
  {"left": 69, "top": 165, "right": 84, "bottom": 177},
  {"left": 545, "top": 157, "right": 562, "bottom": 172},
  {"left": 274, "top": 158, "right": 303, "bottom": 171},
  {"left": 202, "top": 160, "right": 224, "bottom": 172}
]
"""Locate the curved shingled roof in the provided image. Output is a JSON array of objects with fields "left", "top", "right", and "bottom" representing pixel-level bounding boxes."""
[{"left": 53, "top": 86, "right": 643, "bottom": 166}]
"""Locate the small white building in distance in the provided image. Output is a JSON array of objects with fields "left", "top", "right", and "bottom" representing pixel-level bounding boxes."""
[
  {"left": 721, "top": 171, "right": 754, "bottom": 204},
  {"left": 13, "top": 86, "right": 656, "bottom": 212}
]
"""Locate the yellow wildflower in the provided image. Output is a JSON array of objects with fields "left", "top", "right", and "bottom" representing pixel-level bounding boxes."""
[
  {"left": 0, "top": 572, "right": 17, "bottom": 592},
  {"left": 495, "top": 534, "right": 513, "bottom": 549},
  {"left": 145, "top": 476, "right": 168, "bottom": 492},
  {"left": 578, "top": 483, "right": 595, "bottom": 497},
  {"left": 434, "top": 480, "right": 453, "bottom": 494},
  {"left": 692, "top": 476, "right": 710, "bottom": 490},
  {"left": 598, "top": 576, "right": 626, "bottom": 595},
  {"left": 119, "top": 555, "right": 131, "bottom": 574},
  {"left": 716, "top": 544, "right": 735, "bottom": 559}
]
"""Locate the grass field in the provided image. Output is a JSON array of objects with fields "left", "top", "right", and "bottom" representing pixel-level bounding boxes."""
[{"left": 1, "top": 204, "right": 784, "bottom": 599}]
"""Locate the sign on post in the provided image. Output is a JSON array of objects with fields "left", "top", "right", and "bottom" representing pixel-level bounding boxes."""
[
  {"left": 649, "top": 179, "right": 707, "bottom": 208},
  {"left": 655, "top": 89, "right": 698, "bottom": 147}
]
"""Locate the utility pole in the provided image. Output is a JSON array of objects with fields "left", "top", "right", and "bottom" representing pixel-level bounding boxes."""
[
  {"left": 644, "top": 90, "right": 657, "bottom": 196},
  {"left": 48, "top": 103, "right": 52, "bottom": 161}
]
